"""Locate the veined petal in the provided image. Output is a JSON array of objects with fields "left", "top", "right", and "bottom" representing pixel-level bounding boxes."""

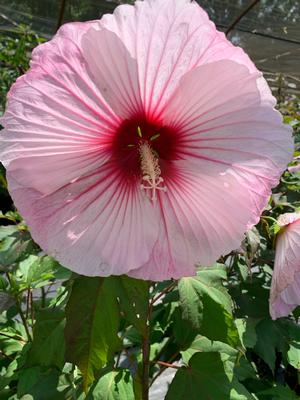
[
  {"left": 164, "top": 60, "right": 293, "bottom": 228},
  {"left": 99, "top": 0, "right": 217, "bottom": 117},
  {"left": 270, "top": 213, "right": 300, "bottom": 319},
  {"left": 129, "top": 161, "right": 264, "bottom": 281},
  {"left": 99, "top": 0, "right": 272, "bottom": 119},
  {"left": 7, "top": 162, "right": 159, "bottom": 276},
  {"left": 82, "top": 27, "right": 143, "bottom": 119},
  {"left": 1, "top": 22, "right": 119, "bottom": 194},
  {"left": 128, "top": 60, "right": 293, "bottom": 281},
  {"left": 0, "top": 2, "right": 294, "bottom": 282}
]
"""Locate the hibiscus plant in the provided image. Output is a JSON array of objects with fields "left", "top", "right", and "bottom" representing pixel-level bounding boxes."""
[{"left": 0, "top": 1, "right": 300, "bottom": 400}]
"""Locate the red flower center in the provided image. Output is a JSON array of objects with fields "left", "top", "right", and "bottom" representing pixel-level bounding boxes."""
[{"left": 112, "top": 115, "right": 180, "bottom": 182}]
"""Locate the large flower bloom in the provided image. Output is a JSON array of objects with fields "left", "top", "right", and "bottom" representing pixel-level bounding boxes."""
[
  {"left": 0, "top": 0, "right": 293, "bottom": 280},
  {"left": 270, "top": 213, "right": 300, "bottom": 319}
]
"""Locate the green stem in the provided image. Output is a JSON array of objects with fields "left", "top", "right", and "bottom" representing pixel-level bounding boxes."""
[
  {"left": 261, "top": 215, "right": 278, "bottom": 224},
  {"left": 141, "top": 284, "right": 152, "bottom": 400},
  {"left": 5, "top": 272, "right": 32, "bottom": 342},
  {"left": 151, "top": 281, "right": 176, "bottom": 306},
  {"left": 0, "top": 331, "right": 26, "bottom": 342}
]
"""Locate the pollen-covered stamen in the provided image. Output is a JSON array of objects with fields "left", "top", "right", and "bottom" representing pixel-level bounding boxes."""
[{"left": 139, "top": 141, "right": 167, "bottom": 201}]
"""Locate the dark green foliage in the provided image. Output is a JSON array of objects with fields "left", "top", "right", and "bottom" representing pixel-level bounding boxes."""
[
  {"left": 65, "top": 276, "right": 122, "bottom": 391},
  {"left": 166, "top": 352, "right": 255, "bottom": 400}
]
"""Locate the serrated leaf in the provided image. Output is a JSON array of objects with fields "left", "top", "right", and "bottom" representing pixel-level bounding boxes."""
[
  {"left": 65, "top": 276, "right": 121, "bottom": 391},
  {"left": 178, "top": 264, "right": 231, "bottom": 330},
  {"left": 86, "top": 369, "right": 134, "bottom": 400},
  {"left": 181, "top": 335, "right": 238, "bottom": 364},
  {"left": 178, "top": 265, "right": 238, "bottom": 346},
  {"left": 166, "top": 352, "right": 256, "bottom": 400}
]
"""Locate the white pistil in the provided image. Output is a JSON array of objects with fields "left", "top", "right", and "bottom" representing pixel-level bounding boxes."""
[{"left": 139, "top": 141, "right": 167, "bottom": 201}]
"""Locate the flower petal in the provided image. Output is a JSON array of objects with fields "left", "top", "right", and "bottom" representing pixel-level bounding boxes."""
[
  {"left": 99, "top": 0, "right": 217, "bottom": 117},
  {"left": 270, "top": 213, "right": 300, "bottom": 319},
  {"left": 81, "top": 26, "right": 143, "bottom": 119},
  {"left": 128, "top": 60, "right": 293, "bottom": 281},
  {"left": 7, "top": 162, "right": 159, "bottom": 276},
  {"left": 1, "top": 22, "right": 119, "bottom": 194},
  {"left": 129, "top": 161, "right": 262, "bottom": 281},
  {"left": 99, "top": 0, "right": 273, "bottom": 119},
  {"left": 164, "top": 60, "right": 293, "bottom": 228}
]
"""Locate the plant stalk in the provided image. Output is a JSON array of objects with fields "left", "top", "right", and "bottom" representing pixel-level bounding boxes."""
[
  {"left": 5, "top": 272, "right": 32, "bottom": 341},
  {"left": 141, "top": 283, "right": 152, "bottom": 400}
]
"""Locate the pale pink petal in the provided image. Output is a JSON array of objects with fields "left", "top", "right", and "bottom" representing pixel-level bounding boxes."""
[
  {"left": 278, "top": 213, "right": 300, "bottom": 227},
  {"left": 198, "top": 29, "right": 276, "bottom": 108},
  {"left": 270, "top": 214, "right": 300, "bottom": 319},
  {"left": 99, "top": 0, "right": 274, "bottom": 119},
  {"left": 99, "top": 0, "right": 217, "bottom": 117},
  {"left": 1, "top": 22, "right": 119, "bottom": 194},
  {"left": 81, "top": 27, "right": 143, "bottom": 119},
  {"left": 7, "top": 162, "right": 159, "bottom": 276},
  {"left": 129, "top": 163, "right": 254, "bottom": 280},
  {"left": 164, "top": 60, "right": 293, "bottom": 225},
  {"left": 130, "top": 149, "right": 279, "bottom": 280},
  {"left": 129, "top": 60, "right": 293, "bottom": 281}
]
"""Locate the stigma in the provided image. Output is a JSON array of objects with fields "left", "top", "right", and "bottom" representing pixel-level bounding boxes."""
[{"left": 139, "top": 141, "right": 167, "bottom": 201}]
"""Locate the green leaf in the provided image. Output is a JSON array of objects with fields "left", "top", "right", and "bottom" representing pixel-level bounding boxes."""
[
  {"left": 17, "top": 255, "right": 69, "bottom": 290},
  {"left": 178, "top": 265, "right": 231, "bottom": 328},
  {"left": 166, "top": 352, "right": 256, "bottom": 400},
  {"left": 0, "top": 359, "right": 18, "bottom": 391},
  {"left": 235, "top": 318, "right": 258, "bottom": 349},
  {"left": 173, "top": 307, "right": 197, "bottom": 349},
  {"left": 178, "top": 265, "right": 239, "bottom": 346},
  {"left": 254, "top": 319, "right": 288, "bottom": 372},
  {"left": 26, "top": 309, "right": 65, "bottom": 369},
  {"left": 112, "top": 276, "right": 149, "bottom": 336},
  {"left": 256, "top": 385, "right": 299, "bottom": 399},
  {"left": 65, "top": 276, "right": 121, "bottom": 391},
  {"left": 0, "top": 330, "right": 25, "bottom": 355},
  {"left": 181, "top": 335, "right": 238, "bottom": 364},
  {"left": 178, "top": 264, "right": 232, "bottom": 322},
  {"left": 86, "top": 369, "right": 134, "bottom": 400},
  {"left": 0, "top": 225, "right": 33, "bottom": 267},
  {"left": 17, "top": 367, "right": 63, "bottom": 399},
  {"left": 287, "top": 342, "right": 300, "bottom": 370},
  {"left": 201, "top": 295, "right": 240, "bottom": 346}
]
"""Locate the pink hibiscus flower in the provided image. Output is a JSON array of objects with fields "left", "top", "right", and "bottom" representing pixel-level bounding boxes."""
[
  {"left": 270, "top": 213, "right": 300, "bottom": 319},
  {"left": 0, "top": 0, "right": 293, "bottom": 280}
]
